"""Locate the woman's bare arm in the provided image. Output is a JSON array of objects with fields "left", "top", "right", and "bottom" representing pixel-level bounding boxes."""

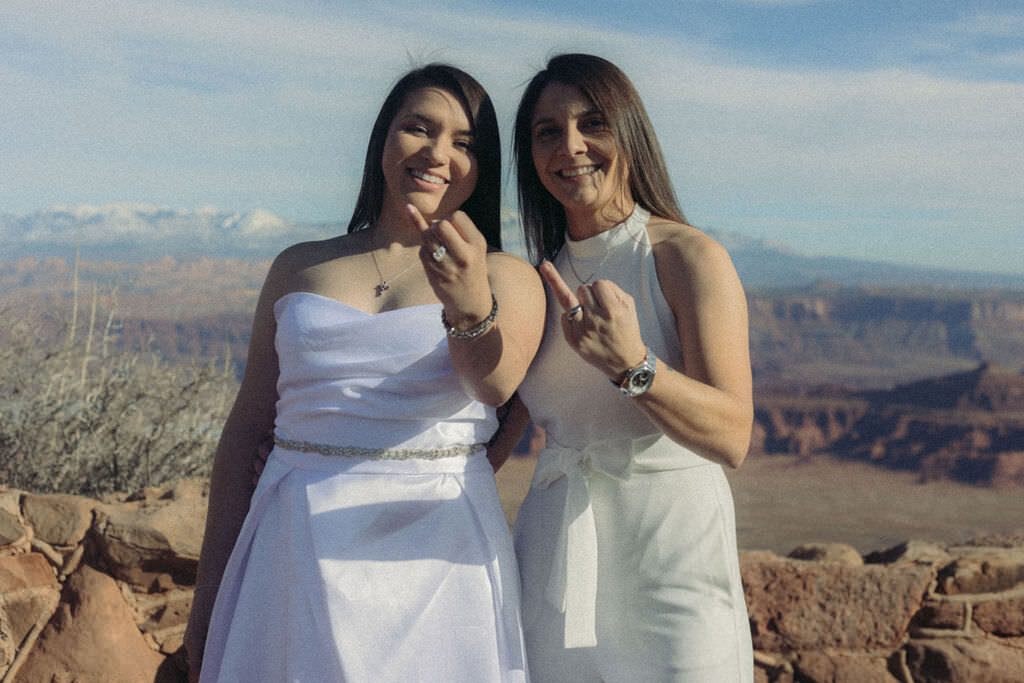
[
  {"left": 639, "top": 226, "right": 753, "bottom": 468},
  {"left": 538, "top": 223, "right": 752, "bottom": 468},
  {"left": 485, "top": 393, "right": 532, "bottom": 472},
  {"left": 408, "top": 206, "right": 546, "bottom": 406},
  {"left": 184, "top": 253, "right": 287, "bottom": 675}
]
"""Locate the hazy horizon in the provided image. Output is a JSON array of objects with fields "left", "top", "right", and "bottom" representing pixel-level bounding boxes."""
[{"left": 7, "top": 202, "right": 1024, "bottom": 294}]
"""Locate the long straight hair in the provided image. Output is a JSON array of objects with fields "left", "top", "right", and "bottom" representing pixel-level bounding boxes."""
[
  {"left": 347, "top": 64, "right": 502, "bottom": 249},
  {"left": 514, "top": 53, "right": 685, "bottom": 262}
]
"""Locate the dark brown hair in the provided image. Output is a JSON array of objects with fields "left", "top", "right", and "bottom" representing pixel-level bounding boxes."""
[
  {"left": 347, "top": 64, "right": 502, "bottom": 249},
  {"left": 514, "top": 53, "right": 685, "bottom": 262}
]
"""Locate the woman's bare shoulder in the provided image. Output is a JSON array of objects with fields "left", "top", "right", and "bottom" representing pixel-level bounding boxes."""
[
  {"left": 646, "top": 217, "right": 735, "bottom": 277},
  {"left": 263, "top": 233, "right": 363, "bottom": 299},
  {"left": 485, "top": 251, "right": 545, "bottom": 312},
  {"left": 273, "top": 233, "right": 360, "bottom": 270},
  {"left": 485, "top": 249, "right": 539, "bottom": 277}
]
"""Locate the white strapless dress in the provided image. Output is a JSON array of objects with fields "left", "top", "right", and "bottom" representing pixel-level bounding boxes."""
[
  {"left": 200, "top": 292, "right": 528, "bottom": 682},
  {"left": 515, "top": 208, "right": 753, "bottom": 682}
]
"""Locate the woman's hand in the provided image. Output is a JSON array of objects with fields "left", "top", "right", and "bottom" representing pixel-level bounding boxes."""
[
  {"left": 403, "top": 203, "right": 545, "bottom": 406},
  {"left": 539, "top": 261, "right": 648, "bottom": 381},
  {"left": 251, "top": 430, "right": 273, "bottom": 488},
  {"left": 405, "top": 204, "right": 493, "bottom": 329}
]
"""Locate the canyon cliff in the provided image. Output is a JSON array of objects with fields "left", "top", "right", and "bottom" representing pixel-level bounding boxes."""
[{"left": 753, "top": 363, "right": 1024, "bottom": 487}]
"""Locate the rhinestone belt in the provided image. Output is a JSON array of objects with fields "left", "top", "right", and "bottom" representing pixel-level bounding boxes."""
[{"left": 273, "top": 435, "right": 484, "bottom": 460}]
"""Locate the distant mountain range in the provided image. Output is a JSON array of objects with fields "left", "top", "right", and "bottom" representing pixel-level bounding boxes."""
[
  {"left": 0, "top": 204, "right": 328, "bottom": 261},
  {"left": 718, "top": 232, "right": 1024, "bottom": 291},
  {"left": 3, "top": 203, "right": 1023, "bottom": 291}
]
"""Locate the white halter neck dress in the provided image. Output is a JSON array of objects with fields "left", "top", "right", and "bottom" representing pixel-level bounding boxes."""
[
  {"left": 514, "top": 208, "right": 753, "bottom": 682},
  {"left": 201, "top": 292, "right": 528, "bottom": 682}
]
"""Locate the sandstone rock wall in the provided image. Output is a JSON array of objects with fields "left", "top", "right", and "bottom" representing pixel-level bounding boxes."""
[
  {"left": 1, "top": 481, "right": 1022, "bottom": 682},
  {"left": 0, "top": 481, "right": 202, "bottom": 682},
  {"left": 747, "top": 538, "right": 1024, "bottom": 682}
]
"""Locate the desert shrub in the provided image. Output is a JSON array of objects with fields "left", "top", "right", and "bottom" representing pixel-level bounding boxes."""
[{"left": 0, "top": 302, "right": 237, "bottom": 496}]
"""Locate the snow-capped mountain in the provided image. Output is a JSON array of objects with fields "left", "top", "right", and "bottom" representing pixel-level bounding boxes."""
[
  {"left": 2, "top": 204, "right": 1022, "bottom": 291},
  {"left": 0, "top": 204, "right": 332, "bottom": 259}
]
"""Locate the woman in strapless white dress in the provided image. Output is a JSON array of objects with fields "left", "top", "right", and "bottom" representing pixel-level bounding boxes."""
[
  {"left": 184, "top": 64, "right": 545, "bottom": 682},
  {"left": 493, "top": 54, "right": 755, "bottom": 681}
]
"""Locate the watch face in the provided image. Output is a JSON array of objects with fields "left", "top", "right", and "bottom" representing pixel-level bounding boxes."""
[
  {"left": 620, "top": 350, "right": 656, "bottom": 397},
  {"left": 625, "top": 368, "right": 654, "bottom": 396},
  {"left": 631, "top": 370, "right": 653, "bottom": 388}
]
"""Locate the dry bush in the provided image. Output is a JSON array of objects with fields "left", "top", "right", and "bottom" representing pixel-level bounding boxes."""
[{"left": 0, "top": 289, "right": 237, "bottom": 496}]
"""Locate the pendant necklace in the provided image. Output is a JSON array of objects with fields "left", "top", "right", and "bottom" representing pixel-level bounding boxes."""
[
  {"left": 370, "top": 244, "right": 419, "bottom": 296},
  {"left": 565, "top": 205, "right": 641, "bottom": 285},
  {"left": 566, "top": 247, "right": 610, "bottom": 286}
]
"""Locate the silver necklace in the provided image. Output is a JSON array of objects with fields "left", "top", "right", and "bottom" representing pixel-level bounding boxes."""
[
  {"left": 370, "top": 246, "right": 419, "bottom": 296},
  {"left": 565, "top": 246, "right": 610, "bottom": 286},
  {"left": 565, "top": 206, "right": 645, "bottom": 285}
]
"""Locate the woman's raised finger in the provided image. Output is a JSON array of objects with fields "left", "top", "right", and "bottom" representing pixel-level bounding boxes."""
[
  {"left": 539, "top": 261, "right": 580, "bottom": 314},
  {"left": 445, "top": 211, "right": 486, "bottom": 249},
  {"left": 404, "top": 203, "right": 431, "bottom": 233},
  {"left": 428, "top": 217, "right": 474, "bottom": 264},
  {"left": 577, "top": 283, "right": 602, "bottom": 317},
  {"left": 405, "top": 205, "right": 453, "bottom": 267}
]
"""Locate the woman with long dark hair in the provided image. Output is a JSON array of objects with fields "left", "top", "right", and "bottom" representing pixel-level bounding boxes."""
[
  {"left": 185, "top": 63, "right": 544, "bottom": 682},
  {"left": 499, "top": 53, "right": 754, "bottom": 681}
]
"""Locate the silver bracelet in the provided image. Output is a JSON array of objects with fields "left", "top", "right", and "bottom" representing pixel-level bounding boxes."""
[{"left": 441, "top": 293, "right": 498, "bottom": 339}]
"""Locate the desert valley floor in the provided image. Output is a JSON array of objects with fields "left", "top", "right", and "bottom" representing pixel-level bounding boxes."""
[{"left": 495, "top": 453, "right": 1024, "bottom": 556}]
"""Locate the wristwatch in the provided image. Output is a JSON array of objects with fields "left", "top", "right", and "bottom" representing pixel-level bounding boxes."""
[{"left": 611, "top": 347, "right": 657, "bottom": 397}]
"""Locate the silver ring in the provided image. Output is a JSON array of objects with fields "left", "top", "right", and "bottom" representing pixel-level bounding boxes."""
[
  {"left": 431, "top": 245, "right": 447, "bottom": 262},
  {"left": 567, "top": 304, "right": 583, "bottom": 320}
]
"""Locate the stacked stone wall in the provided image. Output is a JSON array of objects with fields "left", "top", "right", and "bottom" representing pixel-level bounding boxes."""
[
  {"left": 1, "top": 481, "right": 1022, "bottom": 682},
  {"left": 746, "top": 540, "right": 1024, "bottom": 681}
]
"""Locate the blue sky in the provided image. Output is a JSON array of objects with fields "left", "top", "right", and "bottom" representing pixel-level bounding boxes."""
[{"left": 2, "top": 0, "right": 1022, "bottom": 274}]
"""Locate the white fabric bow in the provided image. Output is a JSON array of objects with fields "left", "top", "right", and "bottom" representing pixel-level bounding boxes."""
[{"left": 531, "top": 442, "right": 631, "bottom": 649}]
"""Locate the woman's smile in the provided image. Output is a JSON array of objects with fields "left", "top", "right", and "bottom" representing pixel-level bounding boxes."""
[
  {"left": 408, "top": 167, "right": 449, "bottom": 188},
  {"left": 556, "top": 164, "right": 601, "bottom": 179}
]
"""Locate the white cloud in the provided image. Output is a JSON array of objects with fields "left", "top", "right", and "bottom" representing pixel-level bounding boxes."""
[{"left": 2, "top": 1, "right": 1022, "bottom": 274}]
